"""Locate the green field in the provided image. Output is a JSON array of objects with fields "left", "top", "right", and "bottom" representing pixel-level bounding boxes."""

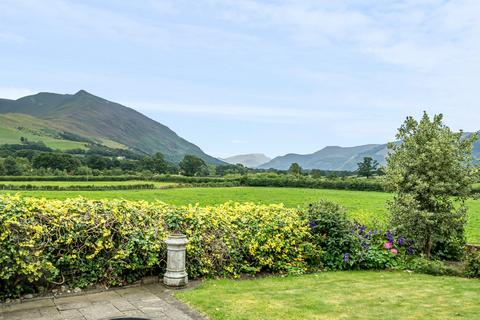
[
  {"left": 176, "top": 271, "right": 480, "bottom": 320},
  {"left": 1, "top": 187, "right": 479, "bottom": 243}
]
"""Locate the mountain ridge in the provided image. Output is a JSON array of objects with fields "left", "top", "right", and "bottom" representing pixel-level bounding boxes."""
[
  {"left": 259, "top": 138, "right": 479, "bottom": 171},
  {"left": 0, "top": 90, "right": 223, "bottom": 164}
]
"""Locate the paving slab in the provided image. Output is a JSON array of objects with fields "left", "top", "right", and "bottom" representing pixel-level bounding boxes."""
[{"left": 0, "top": 284, "right": 206, "bottom": 320}]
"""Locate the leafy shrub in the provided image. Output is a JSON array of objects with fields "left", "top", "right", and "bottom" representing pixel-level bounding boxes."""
[
  {"left": 0, "top": 183, "right": 155, "bottom": 191},
  {"left": 307, "top": 200, "right": 414, "bottom": 271},
  {"left": 464, "top": 251, "right": 480, "bottom": 278},
  {"left": 307, "top": 201, "right": 359, "bottom": 270},
  {"left": 0, "top": 195, "right": 167, "bottom": 299},
  {"left": 353, "top": 224, "right": 413, "bottom": 270},
  {"left": 0, "top": 195, "right": 318, "bottom": 299}
]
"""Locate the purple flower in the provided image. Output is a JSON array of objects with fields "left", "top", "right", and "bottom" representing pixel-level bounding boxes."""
[
  {"left": 407, "top": 247, "right": 414, "bottom": 255},
  {"left": 361, "top": 242, "right": 370, "bottom": 250},
  {"left": 343, "top": 253, "right": 350, "bottom": 263},
  {"left": 386, "top": 230, "right": 394, "bottom": 242},
  {"left": 397, "top": 236, "right": 405, "bottom": 246},
  {"left": 309, "top": 220, "right": 318, "bottom": 229}
]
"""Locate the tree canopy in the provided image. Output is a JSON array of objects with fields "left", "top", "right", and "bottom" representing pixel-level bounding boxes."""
[{"left": 386, "top": 112, "right": 477, "bottom": 258}]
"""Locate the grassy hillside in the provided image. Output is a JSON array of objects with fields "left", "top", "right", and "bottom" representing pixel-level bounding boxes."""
[
  {"left": 0, "top": 114, "right": 90, "bottom": 150},
  {"left": 0, "top": 91, "right": 222, "bottom": 163}
]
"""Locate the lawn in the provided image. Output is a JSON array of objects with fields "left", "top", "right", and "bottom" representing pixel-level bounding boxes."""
[
  {"left": 1, "top": 187, "right": 478, "bottom": 243},
  {"left": 176, "top": 271, "right": 480, "bottom": 320}
]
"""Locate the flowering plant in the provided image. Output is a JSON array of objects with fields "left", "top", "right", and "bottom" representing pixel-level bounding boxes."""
[{"left": 350, "top": 222, "right": 414, "bottom": 270}]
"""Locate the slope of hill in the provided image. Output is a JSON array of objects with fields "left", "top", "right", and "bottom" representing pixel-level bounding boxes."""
[
  {"left": 0, "top": 90, "right": 222, "bottom": 163},
  {"left": 222, "top": 153, "right": 271, "bottom": 168}
]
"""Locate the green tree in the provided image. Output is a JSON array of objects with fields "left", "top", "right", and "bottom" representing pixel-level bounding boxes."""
[
  {"left": 3, "top": 156, "right": 22, "bottom": 175},
  {"left": 179, "top": 155, "right": 207, "bottom": 176},
  {"left": 33, "top": 153, "right": 82, "bottom": 172},
  {"left": 141, "top": 152, "right": 168, "bottom": 174},
  {"left": 356, "top": 157, "right": 379, "bottom": 178},
  {"left": 386, "top": 112, "right": 477, "bottom": 259},
  {"left": 288, "top": 163, "right": 302, "bottom": 176},
  {"left": 0, "top": 160, "right": 5, "bottom": 175}
]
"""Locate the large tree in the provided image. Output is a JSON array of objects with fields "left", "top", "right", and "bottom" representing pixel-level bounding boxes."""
[
  {"left": 356, "top": 157, "right": 379, "bottom": 178},
  {"left": 141, "top": 152, "right": 168, "bottom": 174},
  {"left": 3, "top": 156, "right": 22, "bottom": 176},
  {"left": 386, "top": 112, "right": 477, "bottom": 258},
  {"left": 179, "top": 155, "right": 207, "bottom": 176},
  {"left": 288, "top": 163, "right": 302, "bottom": 176}
]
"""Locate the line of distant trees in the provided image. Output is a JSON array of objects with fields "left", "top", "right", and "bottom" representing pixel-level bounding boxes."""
[{"left": 0, "top": 138, "right": 381, "bottom": 178}]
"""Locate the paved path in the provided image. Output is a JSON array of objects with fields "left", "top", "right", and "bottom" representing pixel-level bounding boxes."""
[{"left": 0, "top": 284, "right": 206, "bottom": 320}]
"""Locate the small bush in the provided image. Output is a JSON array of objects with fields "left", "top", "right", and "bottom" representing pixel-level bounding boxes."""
[
  {"left": 464, "top": 251, "right": 480, "bottom": 278},
  {"left": 307, "top": 201, "right": 359, "bottom": 270},
  {"left": 306, "top": 201, "right": 414, "bottom": 271}
]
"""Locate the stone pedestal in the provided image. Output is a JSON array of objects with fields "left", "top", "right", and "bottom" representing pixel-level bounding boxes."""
[{"left": 163, "top": 234, "right": 189, "bottom": 287}]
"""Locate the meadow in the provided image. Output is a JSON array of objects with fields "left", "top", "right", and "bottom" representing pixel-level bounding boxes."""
[
  {"left": 1, "top": 186, "right": 479, "bottom": 243},
  {"left": 176, "top": 271, "right": 480, "bottom": 320}
]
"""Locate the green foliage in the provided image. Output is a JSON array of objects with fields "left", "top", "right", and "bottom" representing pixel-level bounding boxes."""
[
  {"left": 0, "top": 183, "right": 155, "bottom": 191},
  {"left": 32, "top": 152, "right": 81, "bottom": 172},
  {"left": 0, "top": 195, "right": 318, "bottom": 299},
  {"left": 386, "top": 112, "right": 477, "bottom": 259},
  {"left": 215, "top": 163, "right": 247, "bottom": 176},
  {"left": 3, "top": 157, "right": 22, "bottom": 176},
  {"left": 306, "top": 201, "right": 359, "bottom": 270},
  {"left": 356, "top": 157, "right": 379, "bottom": 178},
  {"left": 408, "top": 257, "right": 463, "bottom": 277},
  {"left": 464, "top": 250, "right": 480, "bottom": 278},
  {"left": 179, "top": 155, "right": 207, "bottom": 176},
  {"left": 140, "top": 152, "right": 169, "bottom": 174},
  {"left": 0, "top": 195, "right": 168, "bottom": 299},
  {"left": 288, "top": 163, "right": 302, "bottom": 176}
]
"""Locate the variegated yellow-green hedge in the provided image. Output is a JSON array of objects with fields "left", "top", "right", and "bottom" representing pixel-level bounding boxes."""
[{"left": 0, "top": 195, "right": 318, "bottom": 298}]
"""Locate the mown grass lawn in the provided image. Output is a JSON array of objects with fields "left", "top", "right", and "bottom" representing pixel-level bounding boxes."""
[
  {"left": 176, "top": 271, "right": 480, "bottom": 320},
  {"left": 1, "top": 187, "right": 479, "bottom": 243}
]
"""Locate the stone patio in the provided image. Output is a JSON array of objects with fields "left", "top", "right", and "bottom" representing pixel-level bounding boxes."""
[{"left": 0, "top": 284, "right": 206, "bottom": 320}]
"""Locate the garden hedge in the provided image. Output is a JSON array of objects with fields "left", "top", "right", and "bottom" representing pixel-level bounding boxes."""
[
  {"left": 0, "top": 195, "right": 316, "bottom": 298},
  {"left": 0, "top": 184, "right": 155, "bottom": 191}
]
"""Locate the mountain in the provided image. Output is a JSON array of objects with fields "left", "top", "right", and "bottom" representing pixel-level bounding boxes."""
[
  {"left": 258, "top": 144, "right": 388, "bottom": 171},
  {"left": 222, "top": 153, "right": 271, "bottom": 168},
  {"left": 260, "top": 134, "right": 480, "bottom": 171},
  {"left": 0, "top": 90, "right": 222, "bottom": 164}
]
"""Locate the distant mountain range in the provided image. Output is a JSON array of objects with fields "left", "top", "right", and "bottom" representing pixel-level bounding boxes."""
[
  {"left": 259, "top": 136, "right": 480, "bottom": 171},
  {"left": 222, "top": 153, "right": 271, "bottom": 168},
  {"left": 0, "top": 90, "right": 222, "bottom": 164}
]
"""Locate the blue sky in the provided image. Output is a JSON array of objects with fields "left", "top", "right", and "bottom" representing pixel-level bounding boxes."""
[{"left": 1, "top": 0, "right": 479, "bottom": 158}]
